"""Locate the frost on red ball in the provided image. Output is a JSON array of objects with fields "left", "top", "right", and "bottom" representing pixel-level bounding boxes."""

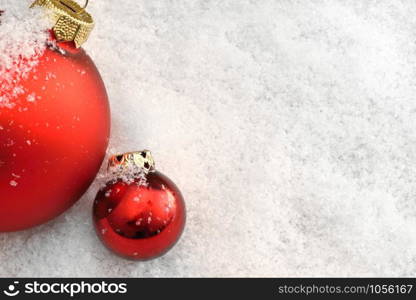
[{"left": 93, "top": 170, "right": 186, "bottom": 260}]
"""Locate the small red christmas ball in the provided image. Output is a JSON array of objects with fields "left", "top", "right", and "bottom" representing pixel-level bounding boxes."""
[
  {"left": 0, "top": 3, "right": 110, "bottom": 231},
  {"left": 93, "top": 151, "right": 186, "bottom": 260}
]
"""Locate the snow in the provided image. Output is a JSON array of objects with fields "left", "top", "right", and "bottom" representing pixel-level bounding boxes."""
[
  {"left": 106, "top": 164, "right": 149, "bottom": 186},
  {"left": 0, "top": 0, "right": 50, "bottom": 108},
  {"left": 1, "top": 0, "right": 416, "bottom": 277}
]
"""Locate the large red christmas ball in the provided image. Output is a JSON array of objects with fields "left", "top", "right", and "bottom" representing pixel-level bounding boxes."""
[
  {"left": 93, "top": 171, "right": 186, "bottom": 260},
  {"left": 0, "top": 40, "right": 110, "bottom": 232}
]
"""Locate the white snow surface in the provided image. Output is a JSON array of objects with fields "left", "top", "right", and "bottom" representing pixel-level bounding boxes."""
[{"left": 1, "top": 0, "right": 416, "bottom": 277}]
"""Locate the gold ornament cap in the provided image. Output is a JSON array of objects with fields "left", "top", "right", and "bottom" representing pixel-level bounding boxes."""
[
  {"left": 31, "top": 0, "right": 94, "bottom": 48},
  {"left": 108, "top": 151, "right": 156, "bottom": 172}
]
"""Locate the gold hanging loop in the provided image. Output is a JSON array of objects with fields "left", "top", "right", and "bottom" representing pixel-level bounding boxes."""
[{"left": 31, "top": 0, "right": 94, "bottom": 48}]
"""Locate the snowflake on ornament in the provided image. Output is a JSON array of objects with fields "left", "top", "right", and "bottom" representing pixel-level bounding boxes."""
[{"left": 0, "top": 4, "right": 50, "bottom": 108}]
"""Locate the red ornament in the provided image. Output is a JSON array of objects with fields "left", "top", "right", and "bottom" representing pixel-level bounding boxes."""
[
  {"left": 0, "top": 4, "right": 110, "bottom": 231},
  {"left": 93, "top": 151, "right": 186, "bottom": 260}
]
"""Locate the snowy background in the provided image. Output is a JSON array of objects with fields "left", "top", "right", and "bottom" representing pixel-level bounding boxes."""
[{"left": 1, "top": 0, "right": 416, "bottom": 277}]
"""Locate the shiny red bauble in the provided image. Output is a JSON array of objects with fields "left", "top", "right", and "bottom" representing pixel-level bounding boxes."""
[
  {"left": 0, "top": 41, "right": 110, "bottom": 232},
  {"left": 93, "top": 171, "right": 186, "bottom": 260}
]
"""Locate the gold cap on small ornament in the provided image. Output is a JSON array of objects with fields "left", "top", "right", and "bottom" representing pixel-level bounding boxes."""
[
  {"left": 108, "top": 151, "right": 156, "bottom": 172},
  {"left": 31, "top": 0, "right": 94, "bottom": 48}
]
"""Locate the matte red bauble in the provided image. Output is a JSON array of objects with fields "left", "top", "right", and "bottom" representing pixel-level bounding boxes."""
[
  {"left": 0, "top": 2, "right": 110, "bottom": 231},
  {"left": 93, "top": 151, "right": 186, "bottom": 260}
]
